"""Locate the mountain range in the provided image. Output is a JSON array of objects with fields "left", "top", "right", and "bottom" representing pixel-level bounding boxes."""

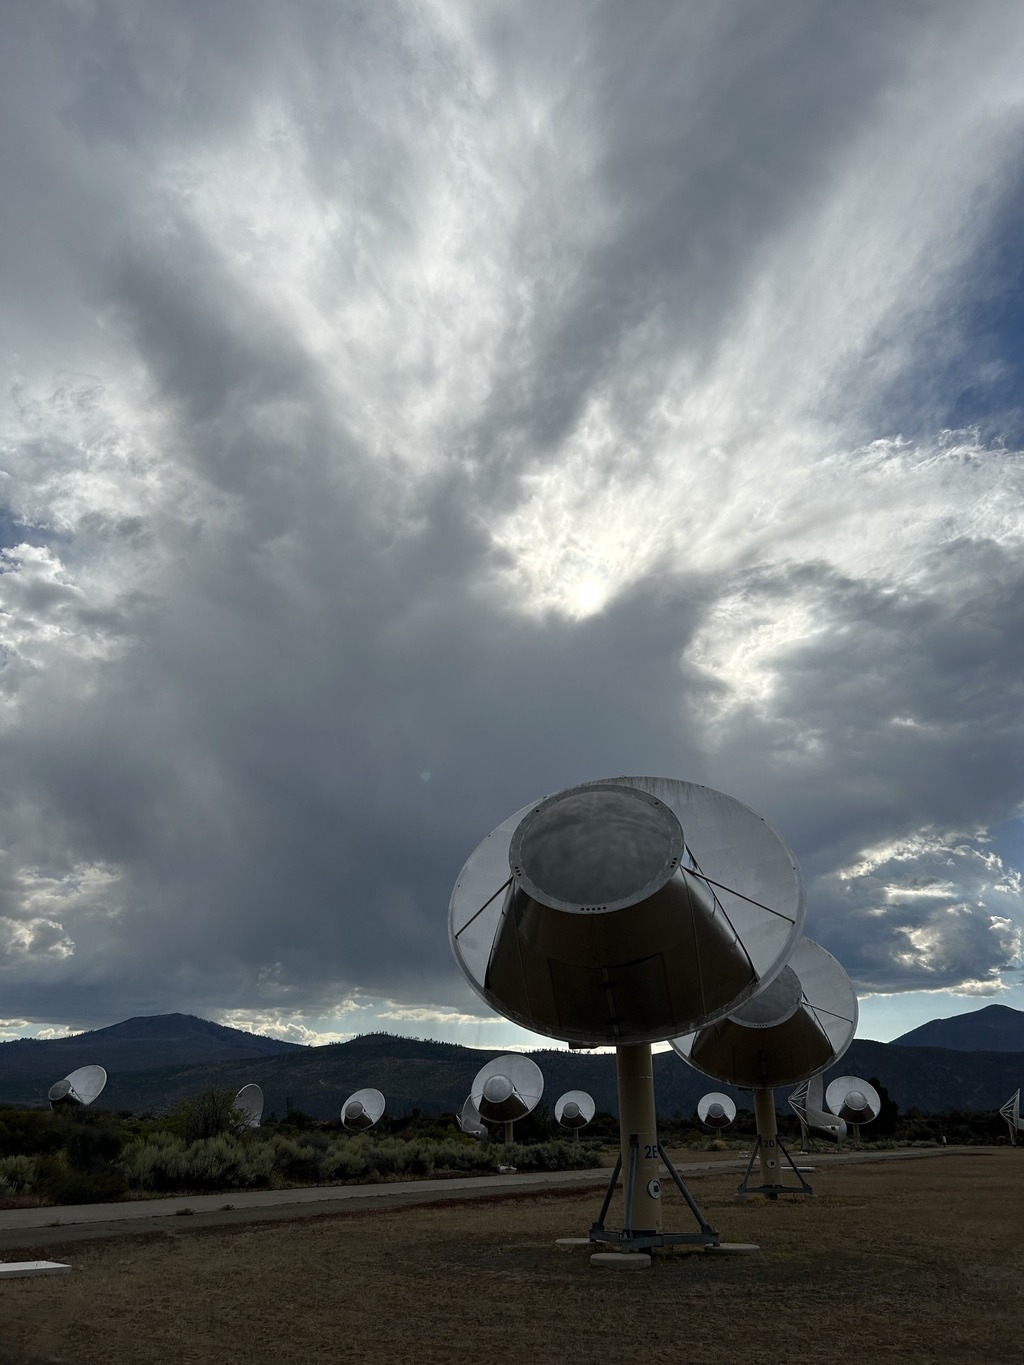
[
  {"left": 2, "top": 1003, "right": 1024, "bottom": 1117},
  {"left": 891, "top": 1003, "right": 1024, "bottom": 1052}
]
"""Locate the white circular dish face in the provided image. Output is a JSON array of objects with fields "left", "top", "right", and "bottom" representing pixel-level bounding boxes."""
[
  {"left": 670, "top": 938, "right": 858, "bottom": 1089},
  {"left": 448, "top": 776, "right": 805, "bottom": 1045},
  {"left": 697, "top": 1091, "right": 737, "bottom": 1128},
  {"left": 471, "top": 1055, "right": 544, "bottom": 1123},
  {"left": 49, "top": 1065, "right": 107, "bottom": 1107},
  {"left": 555, "top": 1089, "right": 596, "bottom": 1129},
  {"left": 233, "top": 1084, "right": 264, "bottom": 1128},
  {"left": 342, "top": 1087, "right": 386, "bottom": 1131},
  {"left": 825, "top": 1075, "right": 880, "bottom": 1124},
  {"left": 457, "top": 1095, "right": 487, "bottom": 1136}
]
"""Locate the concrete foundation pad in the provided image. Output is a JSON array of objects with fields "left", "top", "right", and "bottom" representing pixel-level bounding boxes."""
[
  {"left": 0, "top": 1261, "right": 72, "bottom": 1278},
  {"left": 704, "top": 1242, "right": 760, "bottom": 1255},
  {"left": 590, "top": 1252, "right": 651, "bottom": 1270}
]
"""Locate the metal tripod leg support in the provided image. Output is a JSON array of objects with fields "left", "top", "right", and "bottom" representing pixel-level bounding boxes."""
[
  {"left": 589, "top": 1134, "right": 720, "bottom": 1252},
  {"left": 737, "top": 1134, "right": 814, "bottom": 1199}
]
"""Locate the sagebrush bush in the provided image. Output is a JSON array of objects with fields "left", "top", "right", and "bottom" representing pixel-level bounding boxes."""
[
  {"left": 119, "top": 1133, "right": 188, "bottom": 1191},
  {"left": 0, "top": 1109, "right": 66, "bottom": 1159},
  {"left": 0, "top": 1154, "right": 38, "bottom": 1192},
  {"left": 489, "top": 1140, "right": 600, "bottom": 1171},
  {"left": 268, "top": 1135, "right": 329, "bottom": 1183},
  {"left": 120, "top": 1133, "right": 276, "bottom": 1192}
]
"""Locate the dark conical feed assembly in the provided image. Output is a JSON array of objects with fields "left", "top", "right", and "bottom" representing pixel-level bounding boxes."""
[
  {"left": 671, "top": 937, "right": 858, "bottom": 1199},
  {"left": 449, "top": 776, "right": 807, "bottom": 1259}
]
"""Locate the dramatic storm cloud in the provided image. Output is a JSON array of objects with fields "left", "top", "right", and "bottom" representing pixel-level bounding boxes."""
[{"left": 2, "top": 0, "right": 1023, "bottom": 1044}]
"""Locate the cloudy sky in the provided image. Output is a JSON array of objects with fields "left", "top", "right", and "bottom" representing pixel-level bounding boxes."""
[{"left": 2, "top": 0, "right": 1023, "bottom": 1050}]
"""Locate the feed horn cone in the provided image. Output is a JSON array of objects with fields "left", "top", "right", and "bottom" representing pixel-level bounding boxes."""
[
  {"left": 471, "top": 1055, "right": 544, "bottom": 1127},
  {"left": 48, "top": 1065, "right": 107, "bottom": 1109},
  {"left": 671, "top": 938, "right": 858, "bottom": 1089},
  {"left": 450, "top": 778, "right": 805, "bottom": 1046},
  {"left": 555, "top": 1090, "right": 596, "bottom": 1130},
  {"left": 697, "top": 1092, "right": 737, "bottom": 1128},
  {"left": 342, "top": 1088, "right": 385, "bottom": 1131},
  {"left": 825, "top": 1076, "right": 880, "bottom": 1125}
]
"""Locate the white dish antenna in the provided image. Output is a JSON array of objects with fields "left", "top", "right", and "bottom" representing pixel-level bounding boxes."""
[
  {"left": 824, "top": 1076, "right": 880, "bottom": 1128},
  {"left": 449, "top": 777, "right": 805, "bottom": 1047},
  {"left": 449, "top": 775, "right": 808, "bottom": 1255},
  {"left": 672, "top": 938, "right": 857, "bottom": 1200},
  {"left": 999, "top": 1089, "right": 1022, "bottom": 1145},
  {"left": 342, "top": 1088, "right": 386, "bottom": 1132},
  {"left": 48, "top": 1065, "right": 107, "bottom": 1109},
  {"left": 456, "top": 1095, "right": 487, "bottom": 1137},
  {"left": 470, "top": 1055, "right": 544, "bottom": 1137},
  {"left": 233, "top": 1083, "right": 264, "bottom": 1129},
  {"left": 670, "top": 938, "right": 858, "bottom": 1089},
  {"left": 697, "top": 1092, "right": 737, "bottom": 1129},
  {"left": 555, "top": 1090, "right": 596, "bottom": 1131},
  {"left": 789, "top": 1075, "right": 846, "bottom": 1146}
]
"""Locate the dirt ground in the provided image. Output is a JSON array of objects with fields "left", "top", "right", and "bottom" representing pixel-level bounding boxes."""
[{"left": 1, "top": 1150, "right": 1021, "bottom": 1365}]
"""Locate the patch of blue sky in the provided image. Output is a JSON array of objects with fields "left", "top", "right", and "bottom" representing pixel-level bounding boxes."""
[
  {"left": 876, "top": 194, "right": 1024, "bottom": 448},
  {"left": 0, "top": 504, "right": 59, "bottom": 555}
]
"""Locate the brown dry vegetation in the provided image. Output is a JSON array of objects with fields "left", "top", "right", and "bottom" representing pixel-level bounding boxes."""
[{"left": 1, "top": 1150, "right": 1022, "bottom": 1365}]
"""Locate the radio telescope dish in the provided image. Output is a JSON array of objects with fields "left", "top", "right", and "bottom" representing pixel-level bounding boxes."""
[
  {"left": 672, "top": 938, "right": 857, "bottom": 1200},
  {"left": 471, "top": 1055, "right": 543, "bottom": 1140},
  {"left": 825, "top": 1076, "right": 880, "bottom": 1129},
  {"left": 789, "top": 1075, "right": 845, "bottom": 1148},
  {"left": 671, "top": 938, "right": 858, "bottom": 1089},
  {"left": 456, "top": 1095, "right": 487, "bottom": 1137},
  {"left": 342, "top": 1088, "right": 386, "bottom": 1132},
  {"left": 48, "top": 1065, "right": 107, "bottom": 1109},
  {"left": 449, "top": 775, "right": 808, "bottom": 1256},
  {"left": 233, "top": 1084, "right": 264, "bottom": 1129},
  {"left": 697, "top": 1092, "right": 737, "bottom": 1129},
  {"left": 449, "top": 777, "right": 805, "bottom": 1047},
  {"left": 555, "top": 1090, "right": 596, "bottom": 1131},
  {"left": 999, "top": 1090, "right": 1022, "bottom": 1145}
]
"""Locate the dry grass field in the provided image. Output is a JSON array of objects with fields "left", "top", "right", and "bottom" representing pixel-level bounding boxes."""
[{"left": 1, "top": 1150, "right": 1021, "bottom": 1365}]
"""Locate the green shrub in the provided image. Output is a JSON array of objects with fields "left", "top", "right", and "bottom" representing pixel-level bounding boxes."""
[
  {"left": 490, "top": 1140, "right": 601, "bottom": 1172},
  {"left": 323, "top": 1137, "right": 371, "bottom": 1181},
  {"left": 33, "top": 1153, "right": 127, "bottom": 1205},
  {"left": 0, "top": 1154, "right": 38, "bottom": 1192},
  {"left": 168, "top": 1089, "right": 249, "bottom": 1143},
  {"left": 67, "top": 1124, "right": 124, "bottom": 1172},
  {"left": 268, "top": 1135, "right": 329, "bottom": 1183},
  {"left": 119, "top": 1133, "right": 189, "bottom": 1192},
  {"left": 120, "top": 1132, "right": 275, "bottom": 1192},
  {"left": 0, "top": 1108, "right": 67, "bottom": 1158}
]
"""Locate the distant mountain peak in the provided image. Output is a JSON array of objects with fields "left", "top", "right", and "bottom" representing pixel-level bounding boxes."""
[
  {"left": 893, "top": 1002, "right": 1024, "bottom": 1052},
  {"left": 0, "top": 1012, "right": 304, "bottom": 1085}
]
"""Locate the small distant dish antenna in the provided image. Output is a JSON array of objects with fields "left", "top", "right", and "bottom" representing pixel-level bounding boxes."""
[
  {"left": 999, "top": 1089, "right": 1022, "bottom": 1146},
  {"left": 48, "top": 1065, "right": 107, "bottom": 1109},
  {"left": 233, "top": 1083, "right": 264, "bottom": 1129},
  {"left": 456, "top": 1095, "right": 487, "bottom": 1138},
  {"left": 342, "top": 1088, "right": 386, "bottom": 1132},
  {"left": 697, "top": 1092, "right": 737, "bottom": 1130},
  {"left": 789, "top": 1075, "right": 846, "bottom": 1150},
  {"left": 471, "top": 1055, "right": 544, "bottom": 1142},
  {"left": 556, "top": 1090, "right": 595, "bottom": 1141},
  {"left": 672, "top": 937, "right": 857, "bottom": 1200},
  {"left": 825, "top": 1075, "right": 880, "bottom": 1138},
  {"left": 450, "top": 776, "right": 806, "bottom": 1257}
]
